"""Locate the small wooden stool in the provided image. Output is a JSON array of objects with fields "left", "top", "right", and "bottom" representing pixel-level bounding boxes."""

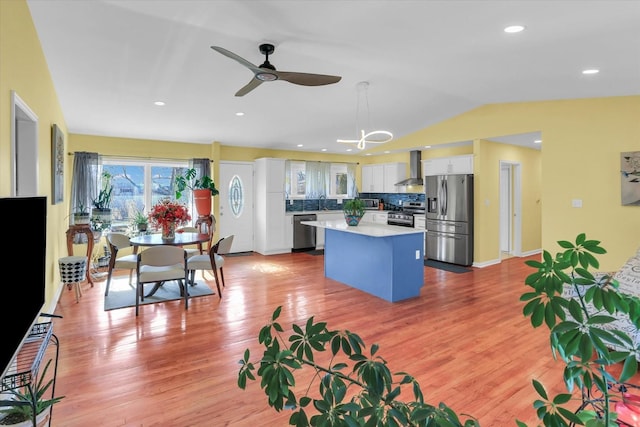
[{"left": 59, "top": 256, "right": 88, "bottom": 303}]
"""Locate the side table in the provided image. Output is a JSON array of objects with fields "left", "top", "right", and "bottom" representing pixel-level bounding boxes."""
[
  {"left": 65, "top": 224, "right": 94, "bottom": 287},
  {"left": 195, "top": 215, "right": 216, "bottom": 251}
]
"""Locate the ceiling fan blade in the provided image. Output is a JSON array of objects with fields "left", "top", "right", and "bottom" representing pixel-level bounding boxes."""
[
  {"left": 211, "top": 46, "right": 262, "bottom": 74},
  {"left": 235, "top": 78, "right": 263, "bottom": 97},
  {"left": 275, "top": 71, "right": 342, "bottom": 87}
]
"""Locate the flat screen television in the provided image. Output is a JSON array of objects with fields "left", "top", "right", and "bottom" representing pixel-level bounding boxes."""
[{"left": 0, "top": 196, "right": 47, "bottom": 380}]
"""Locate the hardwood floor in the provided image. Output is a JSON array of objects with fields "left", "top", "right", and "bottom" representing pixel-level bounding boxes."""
[{"left": 47, "top": 251, "right": 633, "bottom": 426}]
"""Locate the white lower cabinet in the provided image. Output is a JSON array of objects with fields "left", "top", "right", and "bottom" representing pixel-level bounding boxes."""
[
  {"left": 363, "top": 211, "right": 388, "bottom": 224},
  {"left": 414, "top": 215, "right": 426, "bottom": 256}
]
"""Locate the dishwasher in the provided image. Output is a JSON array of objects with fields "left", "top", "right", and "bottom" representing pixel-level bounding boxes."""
[{"left": 293, "top": 214, "right": 317, "bottom": 252}]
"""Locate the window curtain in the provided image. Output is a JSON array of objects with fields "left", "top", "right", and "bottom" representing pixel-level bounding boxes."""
[
  {"left": 347, "top": 163, "right": 357, "bottom": 197},
  {"left": 284, "top": 160, "right": 292, "bottom": 198},
  {"left": 191, "top": 158, "right": 210, "bottom": 181},
  {"left": 69, "top": 152, "right": 100, "bottom": 242},
  {"left": 305, "top": 161, "right": 330, "bottom": 199}
]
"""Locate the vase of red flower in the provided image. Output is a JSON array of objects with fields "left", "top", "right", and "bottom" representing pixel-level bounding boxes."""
[{"left": 148, "top": 199, "right": 191, "bottom": 241}]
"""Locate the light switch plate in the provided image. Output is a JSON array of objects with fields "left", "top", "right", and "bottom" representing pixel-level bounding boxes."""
[
  {"left": 572, "top": 199, "right": 583, "bottom": 208},
  {"left": 415, "top": 250, "right": 420, "bottom": 259}
]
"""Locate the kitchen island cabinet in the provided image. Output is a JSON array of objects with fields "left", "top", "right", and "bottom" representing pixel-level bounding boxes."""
[{"left": 301, "top": 219, "right": 424, "bottom": 302}]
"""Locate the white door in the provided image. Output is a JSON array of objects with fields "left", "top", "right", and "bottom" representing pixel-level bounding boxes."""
[{"left": 219, "top": 162, "right": 254, "bottom": 253}]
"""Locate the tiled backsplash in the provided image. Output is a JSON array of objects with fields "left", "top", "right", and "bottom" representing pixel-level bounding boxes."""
[{"left": 285, "top": 193, "right": 425, "bottom": 212}]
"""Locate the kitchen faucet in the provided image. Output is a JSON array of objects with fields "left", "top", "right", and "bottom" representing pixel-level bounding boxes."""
[{"left": 319, "top": 195, "right": 327, "bottom": 210}]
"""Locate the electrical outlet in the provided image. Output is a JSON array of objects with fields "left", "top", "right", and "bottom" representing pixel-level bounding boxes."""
[{"left": 337, "top": 198, "right": 342, "bottom": 205}]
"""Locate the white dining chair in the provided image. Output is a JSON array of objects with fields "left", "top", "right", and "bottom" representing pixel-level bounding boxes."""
[
  {"left": 104, "top": 232, "right": 138, "bottom": 296},
  {"left": 186, "top": 235, "right": 234, "bottom": 298},
  {"left": 135, "top": 246, "right": 188, "bottom": 316}
]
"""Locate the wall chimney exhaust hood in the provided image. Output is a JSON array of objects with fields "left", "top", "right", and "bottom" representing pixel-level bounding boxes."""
[{"left": 395, "top": 150, "right": 423, "bottom": 186}]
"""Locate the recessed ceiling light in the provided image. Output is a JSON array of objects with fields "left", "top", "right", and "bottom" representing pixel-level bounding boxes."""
[
  {"left": 582, "top": 69, "right": 600, "bottom": 75},
  {"left": 424, "top": 145, "right": 432, "bottom": 149},
  {"left": 504, "top": 25, "right": 525, "bottom": 33},
  {"left": 346, "top": 148, "right": 353, "bottom": 152},
  {"left": 235, "top": 112, "right": 244, "bottom": 116},
  {"left": 321, "top": 148, "right": 327, "bottom": 152},
  {"left": 365, "top": 153, "right": 372, "bottom": 156},
  {"left": 534, "top": 140, "right": 542, "bottom": 144},
  {"left": 154, "top": 101, "right": 165, "bottom": 106},
  {"left": 384, "top": 151, "right": 390, "bottom": 154},
  {"left": 297, "top": 144, "right": 303, "bottom": 147}
]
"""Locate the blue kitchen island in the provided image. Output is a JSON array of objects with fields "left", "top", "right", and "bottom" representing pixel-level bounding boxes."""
[{"left": 301, "top": 219, "right": 424, "bottom": 302}]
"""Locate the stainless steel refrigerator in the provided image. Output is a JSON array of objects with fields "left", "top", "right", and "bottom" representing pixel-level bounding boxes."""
[{"left": 425, "top": 174, "right": 474, "bottom": 266}]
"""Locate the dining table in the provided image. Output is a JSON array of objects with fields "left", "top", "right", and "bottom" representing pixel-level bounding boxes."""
[
  {"left": 129, "top": 232, "right": 210, "bottom": 248},
  {"left": 129, "top": 232, "right": 211, "bottom": 297}
]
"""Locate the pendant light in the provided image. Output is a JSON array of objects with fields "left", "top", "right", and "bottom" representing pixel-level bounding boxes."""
[{"left": 337, "top": 81, "right": 392, "bottom": 150}]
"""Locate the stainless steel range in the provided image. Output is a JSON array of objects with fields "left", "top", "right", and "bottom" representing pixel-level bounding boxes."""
[{"left": 387, "top": 201, "right": 425, "bottom": 227}]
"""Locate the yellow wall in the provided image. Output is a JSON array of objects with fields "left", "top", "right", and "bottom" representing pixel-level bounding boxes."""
[
  {"left": 0, "top": 0, "right": 69, "bottom": 312},
  {"left": 385, "top": 97, "right": 640, "bottom": 270},
  {"left": 473, "top": 139, "right": 542, "bottom": 263}
]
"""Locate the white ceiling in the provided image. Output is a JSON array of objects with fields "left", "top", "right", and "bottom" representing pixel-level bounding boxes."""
[{"left": 26, "top": 1, "right": 640, "bottom": 155}]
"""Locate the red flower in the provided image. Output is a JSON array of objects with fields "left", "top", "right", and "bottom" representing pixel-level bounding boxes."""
[{"left": 148, "top": 198, "right": 191, "bottom": 229}]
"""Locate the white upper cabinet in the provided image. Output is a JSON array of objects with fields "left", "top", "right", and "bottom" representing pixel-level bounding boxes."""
[
  {"left": 362, "top": 162, "right": 406, "bottom": 193},
  {"left": 383, "top": 163, "right": 406, "bottom": 193},
  {"left": 422, "top": 154, "right": 473, "bottom": 176}
]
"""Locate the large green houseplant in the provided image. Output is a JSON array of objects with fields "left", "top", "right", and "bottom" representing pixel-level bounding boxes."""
[
  {"left": 174, "top": 168, "right": 219, "bottom": 217},
  {"left": 238, "top": 234, "right": 640, "bottom": 426},
  {"left": 0, "top": 359, "right": 64, "bottom": 426}
]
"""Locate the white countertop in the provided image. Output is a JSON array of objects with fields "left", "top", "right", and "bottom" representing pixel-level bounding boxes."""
[{"left": 301, "top": 219, "right": 424, "bottom": 237}]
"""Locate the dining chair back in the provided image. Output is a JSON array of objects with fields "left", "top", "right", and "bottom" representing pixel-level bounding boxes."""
[
  {"left": 186, "top": 235, "right": 234, "bottom": 298},
  {"left": 135, "top": 246, "right": 188, "bottom": 316},
  {"left": 105, "top": 232, "right": 138, "bottom": 296},
  {"left": 176, "top": 226, "right": 203, "bottom": 256}
]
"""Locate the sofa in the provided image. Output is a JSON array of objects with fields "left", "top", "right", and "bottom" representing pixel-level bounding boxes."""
[{"left": 562, "top": 247, "right": 640, "bottom": 359}]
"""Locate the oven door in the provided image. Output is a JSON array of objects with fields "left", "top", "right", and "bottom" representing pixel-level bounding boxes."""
[{"left": 387, "top": 214, "right": 414, "bottom": 227}]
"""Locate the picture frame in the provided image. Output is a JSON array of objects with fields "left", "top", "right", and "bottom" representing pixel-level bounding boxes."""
[
  {"left": 621, "top": 151, "right": 640, "bottom": 206},
  {"left": 52, "top": 124, "right": 64, "bottom": 204}
]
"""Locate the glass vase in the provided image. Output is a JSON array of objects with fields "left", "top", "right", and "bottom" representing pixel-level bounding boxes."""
[{"left": 162, "top": 222, "right": 176, "bottom": 240}]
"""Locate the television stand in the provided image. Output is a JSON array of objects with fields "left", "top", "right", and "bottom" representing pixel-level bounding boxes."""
[{"left": 0, "top": 322, "right": 59, "bottom": 427}]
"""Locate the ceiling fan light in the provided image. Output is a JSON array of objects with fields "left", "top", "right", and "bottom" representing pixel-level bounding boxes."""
[{"left": 256, "top": 72, "right": 278, "bottom": 81}]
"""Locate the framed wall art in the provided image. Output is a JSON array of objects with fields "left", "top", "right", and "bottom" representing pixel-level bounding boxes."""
[
  {"left": 52, "top": 124, "right": 64, "bottom": 204},
  {"left": 621, "top": 151, "right": 640, "bottom": 206}
]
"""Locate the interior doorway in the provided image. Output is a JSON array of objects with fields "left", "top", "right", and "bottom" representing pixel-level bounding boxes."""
[
  {"left": 499, "top": 161, "right": 522, "bottom": 260},
  {"left": 11, "top": 91, "right": 39, "bottom": 197}
]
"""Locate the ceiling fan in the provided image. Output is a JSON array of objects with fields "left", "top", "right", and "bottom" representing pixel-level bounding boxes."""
[{"left": 210, "top": 43, "right": 342, "bottom": 97}]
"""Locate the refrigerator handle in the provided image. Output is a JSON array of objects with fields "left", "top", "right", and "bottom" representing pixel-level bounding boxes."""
[{"left": 441, "top": 178, "right": 448, "bottom": 216}]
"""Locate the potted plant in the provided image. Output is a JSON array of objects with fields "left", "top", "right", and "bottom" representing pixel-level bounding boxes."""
[
  {"left": 91, "top": 171, "right": 113, "bottom": 231},
  {"left": 238, "top": 306, "right": 479, "bottom": 426},
  {"left": 342, "top": 198, "right": 365, "bottom": 226},
  {"left": 238, "top": 234, "right": 640, "bottom": 426},
  {"left": 72, "top": 202, "right": 90, "bottom": 225},
  {"left": 174, "top": 168, "right": 219, "bottom": 218},
  {"left": 0, "top": 359, "right": 64, "bottom": 427},
  {"left": 131, "top": 209, "right": 148, "bottom": 232},
  {"left": 518, "top": 233, "right": 640, "bottom": 426}
]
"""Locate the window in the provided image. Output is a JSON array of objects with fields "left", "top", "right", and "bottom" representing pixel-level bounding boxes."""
[
  {"left": 285, "top": 160, "right": 356, "bottom": 199},
  {"left": 286, "top": 161, "right": 306, "bottom": 198},
  {"left": 101, "top": 159, "right": 190, "bottom": 229},
  {"left": 330, "top": 163, "right": 348, "bottom": 197}
]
